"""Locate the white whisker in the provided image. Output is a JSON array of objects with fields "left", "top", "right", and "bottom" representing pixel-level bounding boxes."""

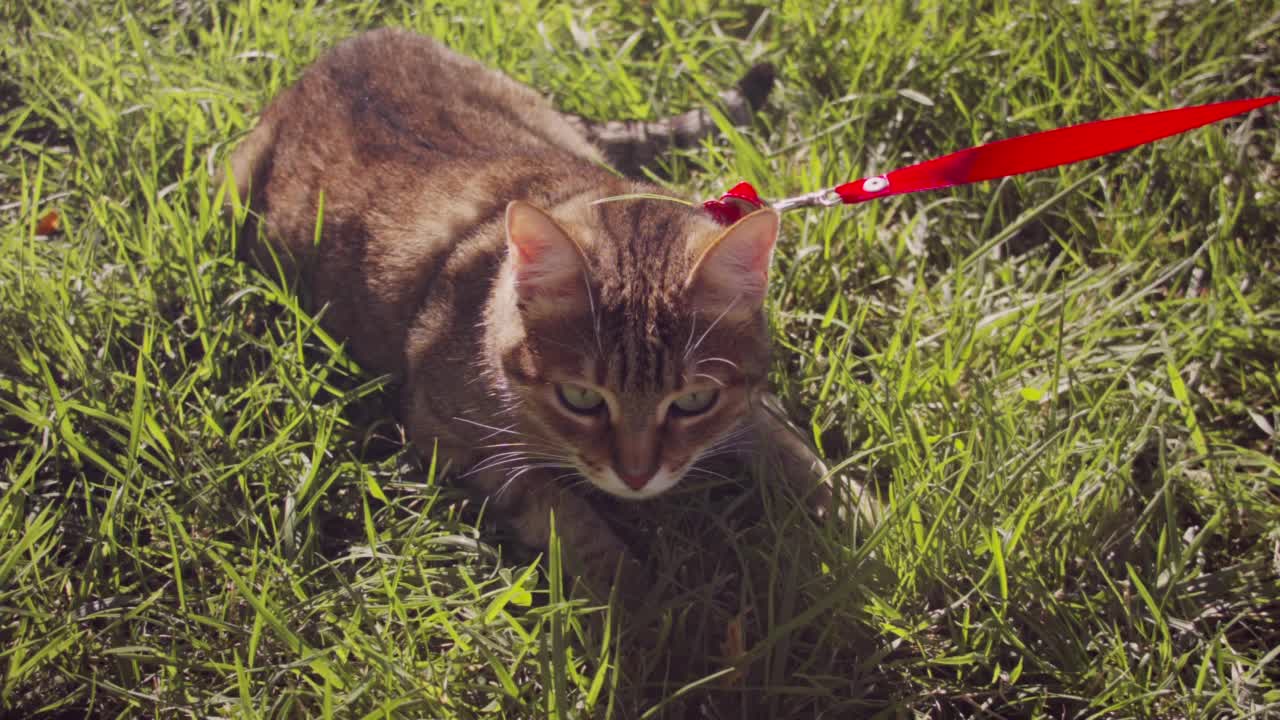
[
  {"left": 683, "top": 466, "right": 740, "bottom": 484},
  {"left": 694, "top": 356, "right": 740, "bottom": 371},
  {"left": 489, "top": 460, "right": 577, "bottom": 501},
  {"left": 471, "top": 450, "right": 565, "bottom": 468},
  {"left": 464, "top": 451, "right": 570, "bottom": 477},
  {"left": 463, "top": 456, "right": 530, "bottom": 477},
  {"left": 692, "top": 447, "right": 748, "bottom": 464},
  {"left": 683, "top": 313, "right": 698, "bottom": 357},
  {"left": 704, "top": 423, "right": 756, "bottom": 450},
  {"left": 684, "top": 293, "right": 740, "bottom": 361},
  {"left": 561, "top": 477, "right": 597, "bottom": 495},
  {"left": 511, "top": 462, "right": 576, "bottom": 474},
  {"left": 452, "top": 417, "right": 525, "bottom": 440},
  {"left": 582, "top": 269, "right": 603, "bottom": 358}
]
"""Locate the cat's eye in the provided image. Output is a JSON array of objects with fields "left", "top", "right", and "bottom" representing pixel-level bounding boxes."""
[
  {"left": 557, "top": 383, "right": 605, "bottom": 414},
  {"left": 671, "top": 389, "right": 719, "bottom": 416}
]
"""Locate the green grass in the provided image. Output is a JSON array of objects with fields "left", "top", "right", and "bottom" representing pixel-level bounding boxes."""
[{"left": 3, "top": 0, "right": 1279, "bottom": 717}]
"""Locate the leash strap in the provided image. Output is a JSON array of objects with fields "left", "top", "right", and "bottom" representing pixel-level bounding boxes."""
[{"left": 703, "top": 94, "right": 1279, "bottom": 224}]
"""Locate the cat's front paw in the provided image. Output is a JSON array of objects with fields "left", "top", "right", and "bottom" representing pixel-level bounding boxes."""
[
  {"left": 569, "top": 539, "right": 650, "bottom": 608},
  {"left": 749, "top": 393, "right": 880, "bottom": 527},
  {"left": 502, "top": 480, "right": 650, "bottom": 606},
  {"left": 780, "top": 441, "right": 835, "bottom": 520}
]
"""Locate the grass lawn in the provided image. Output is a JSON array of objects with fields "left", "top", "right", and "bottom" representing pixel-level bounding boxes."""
[{"left": 3, "top": 0, "right": 1278, "bottom": 717}]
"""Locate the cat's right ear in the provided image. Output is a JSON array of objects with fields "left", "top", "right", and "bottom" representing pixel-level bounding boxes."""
[{"left": 505, "top": 201, "right": 590, "bottom": 313}]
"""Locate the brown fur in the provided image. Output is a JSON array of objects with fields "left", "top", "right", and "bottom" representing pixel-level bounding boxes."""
[{"left": 223, "top": 28, "right": 837, "bottom": 595}]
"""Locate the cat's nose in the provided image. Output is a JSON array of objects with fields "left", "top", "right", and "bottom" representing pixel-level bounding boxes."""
[{"left": 618, "top": 470, "right": 653, "bottom": 490}]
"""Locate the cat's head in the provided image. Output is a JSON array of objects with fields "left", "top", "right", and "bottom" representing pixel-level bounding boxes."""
[{"left": 488, "top": 195, "right": 778, "bottom": 499}]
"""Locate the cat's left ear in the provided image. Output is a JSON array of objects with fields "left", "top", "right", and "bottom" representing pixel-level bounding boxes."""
[
  {"left": 505, "top": 200, "right": 591, "bottom": 313},
  {"left": 686, "top": 208, "right": 779, "bottom": 319}
]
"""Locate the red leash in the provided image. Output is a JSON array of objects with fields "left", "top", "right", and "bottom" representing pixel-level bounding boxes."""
[{"left": 703, "top": 95, "right": 1279, "bottom": 224}]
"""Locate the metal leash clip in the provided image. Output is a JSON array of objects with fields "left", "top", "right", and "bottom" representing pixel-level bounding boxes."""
[{"left": 769, "top": 186, "right": 845, "bottom": 213}]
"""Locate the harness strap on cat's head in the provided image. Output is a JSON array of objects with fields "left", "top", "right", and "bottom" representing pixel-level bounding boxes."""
[{"left": 703, "top": 94, "right": 1279, "bottom": 225}]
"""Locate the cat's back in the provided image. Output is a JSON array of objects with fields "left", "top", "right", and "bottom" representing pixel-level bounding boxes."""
[
  {"left": 224, "top": 29, "right": 624, "bottom": 377},
  {"left": 290, "top": 28, "right": 602, "bottom": 163},
  {"left": 229, "top": 28, "right": 604, "bottom": 212}
]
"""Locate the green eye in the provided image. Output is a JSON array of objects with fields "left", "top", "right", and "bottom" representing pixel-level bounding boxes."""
[
  {"left": 557, "top": 383, "right": 605, "bottom": 414},
  {"left": 671, "top": 389, "right": 719, "bottom": 416}
]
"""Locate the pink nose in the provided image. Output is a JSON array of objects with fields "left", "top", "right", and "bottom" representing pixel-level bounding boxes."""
[{"left": 619, "top": 470, "right": 652, "bottom": 490}]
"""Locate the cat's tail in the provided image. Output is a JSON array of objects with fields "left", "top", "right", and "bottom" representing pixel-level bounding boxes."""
[{"left": 562, "top": 63, "right": 776, "bottom": 178}]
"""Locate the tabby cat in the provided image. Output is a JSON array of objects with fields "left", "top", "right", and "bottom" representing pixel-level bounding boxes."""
[{"left": 223, "top": 28, "right": 834, "bottom": 594}]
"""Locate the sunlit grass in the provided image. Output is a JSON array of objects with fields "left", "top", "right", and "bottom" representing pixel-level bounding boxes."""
[{"left": 2, "top": 1, "right": 1278, "bottom": 717}]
